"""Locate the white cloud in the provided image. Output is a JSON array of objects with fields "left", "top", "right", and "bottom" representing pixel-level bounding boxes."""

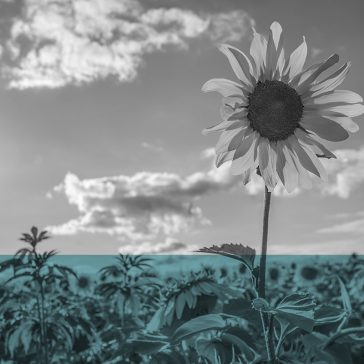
[
  {"left": 321, "top": 147, "right": 364, "bottom": 198},
  {"left": 318, "top": 211, "right": 364, "bottom": 235},
  {"left": 243, "top": 146, "right": 364, "bottom": 198},
  {"left": 1, "top": 0, "right": 254, "bottom": 89},
  {"left": 47, "top": 155, "right": 238, "bottom": 249},
  {"left": 47, "top": 145, "right": 364, "bottom": 252}
]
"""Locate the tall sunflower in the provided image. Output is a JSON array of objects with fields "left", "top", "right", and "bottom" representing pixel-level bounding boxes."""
[{"left": 202, "top": 22, "right": 364, "bottom": 192}]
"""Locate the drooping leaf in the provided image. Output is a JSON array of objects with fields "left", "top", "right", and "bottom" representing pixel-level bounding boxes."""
[{"left": 197, "top": 244, "right": 256, "bottom": 270}]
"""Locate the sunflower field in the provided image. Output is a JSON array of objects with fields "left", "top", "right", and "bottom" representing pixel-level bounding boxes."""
[{"left": 0, "top": 227, "right": 363, "bottom": 364}]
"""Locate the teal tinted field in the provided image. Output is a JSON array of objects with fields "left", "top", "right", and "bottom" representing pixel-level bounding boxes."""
[{"left": 1, "top": 253, "right": 363, "bottom": 363}]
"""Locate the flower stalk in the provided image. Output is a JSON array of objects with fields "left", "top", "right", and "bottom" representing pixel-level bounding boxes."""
[
  {"left": 258, "top": 186, "right": 271, "bottom": 299},
  {"left": 259, "top": 186, "right": 276, "bottom": 363}
]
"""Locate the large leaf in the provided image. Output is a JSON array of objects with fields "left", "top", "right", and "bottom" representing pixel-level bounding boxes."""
[
  {"left": 172, "top": 314, "right": 227, "bottom": 342},
  {"left": 273, "top": 293, "right": 316, "bottom": 333},
  {"left": 197, "top": 244, "right": 256, "bottom": 270}
]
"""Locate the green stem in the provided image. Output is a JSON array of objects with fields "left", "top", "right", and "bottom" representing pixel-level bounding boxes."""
[
  {"left": 258, "top": 186, "right": 271, "bottom": 299},
  {"left": 36, "top": 294, "right": 45, "bottom": 364},
  {"left": 40, "top": 281, "right": 49, "bottom": 364},
  {"left": 258, "top": 186, "right": 275, "bottom": 363}
]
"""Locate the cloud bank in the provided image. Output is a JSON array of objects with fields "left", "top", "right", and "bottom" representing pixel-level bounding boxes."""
[
  {"left": 47, "top": 146, "right": 364, "bottom": 252},
  {"left": 1, "top": 0, "right": 254, "bottom": 89},
  {"left": 47, "top": 152, "right": 238, "bottom": 251}
]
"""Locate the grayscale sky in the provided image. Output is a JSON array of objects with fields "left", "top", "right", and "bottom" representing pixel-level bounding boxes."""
[{"left": 1, "top": 0, "right": 364, "bottom": 254}]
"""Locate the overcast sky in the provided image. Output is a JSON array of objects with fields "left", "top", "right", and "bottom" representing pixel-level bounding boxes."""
[{"left": 1, "top": 0, "right": 364, "bottom": 255}]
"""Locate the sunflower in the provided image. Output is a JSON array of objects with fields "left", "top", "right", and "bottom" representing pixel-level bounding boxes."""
[{"left": 202, "top": 22, "right": 364, "bottom": 192}]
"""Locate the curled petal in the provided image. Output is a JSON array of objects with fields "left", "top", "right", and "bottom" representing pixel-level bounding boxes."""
[
  {"left": 202, "top": 119, "right": 246, "bottom": 135},
  {"left": 202, "top": 78, "right": 244, "bottom": 97},
  {"left": 305, "top": 89, "right": 363, "bottom": 105},
  {"left": 216, "top": 150, "right": 235, "bottom": 167},
  {"left": 321, "top": 104, "right": 364, "bottom": 118},
  {"left": 296, "top": 54, "right": 339, "bottom": 94},
  {"left": 308, "top": 62, "right": 351, "bottom": 96},
  {"left": 250, "top": 28, "right": 267, "bottom": 77},
  {"left": 219, "top": 44, "right": 255, "bottom": 87}
]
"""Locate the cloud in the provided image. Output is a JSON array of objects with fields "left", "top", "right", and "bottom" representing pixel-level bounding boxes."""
[
  {"left": 47, "top": 145, "right": 364, "bottom": 252},
  {"left": 243, "top": 146, "right": 364, "bottom": 198},
  {"left": 47, "top": 154, "right": 238, "bottom": 249},
  {"left": 318, "top": 211, "right": 364, "bottom": 235},
  {"left": 321, "top": 147, "right": 364, "bottom": 198},
  {"left": 0, "top": 0, "right": 254, "bottom": 89}
]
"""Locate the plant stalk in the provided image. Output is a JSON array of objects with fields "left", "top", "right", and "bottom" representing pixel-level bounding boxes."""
[
  {"left": 258, "top": 186, "right": 275, "bottom": 363},
  {"left": 258, "top": 186, "right": 271, "bottom": 299}
]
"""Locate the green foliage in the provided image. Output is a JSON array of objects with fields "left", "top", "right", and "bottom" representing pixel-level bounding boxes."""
[{"left": 0, "top": 234, "right": 363, "bottom": 363}]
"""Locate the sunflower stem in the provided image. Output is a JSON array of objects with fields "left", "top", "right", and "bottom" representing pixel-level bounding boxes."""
[
  {"left": 258, "top": 186, "right": 276, "bottom": 363},
  {"left": 258, "top": 186, "right": 271, "bottom": 299}
]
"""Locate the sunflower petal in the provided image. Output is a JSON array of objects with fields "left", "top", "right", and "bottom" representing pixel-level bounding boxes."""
[
  {"left": 300, "top": 116, "right": 349, "bottom": 141},
  {"left": 216, "top": 150, "right": 235, "bottom": 167},
  {"left": 287, "top": 137, "right": 320, "bottom": 177},
  {"left": 260, "top": 141, "right": 278, "bottom": 191},
  {"left": 308, "top": 62, "right": 351, "bottom": 96},
  {"left": 202, "top": 78, "right": 244, "bottom": 97},
  {"left": 286, "top": 141, "right": 313, "bottom": 189},
  {"left": 275, "top": 141, "right": 286, "bottom": 185},
  {"left": 299, "top": 142, "right": 328, "bottom": 182},
  {"left": 233, "top": 131, "right": 256, "bottom": 159},
  {"left": 231, "top": 133, "right": 257, "bottom": 175},
  {"left": 305, "top": 90, "right": 362, "bottom": 105},
  {"left": 281, "top": 143, "right": 299, "bottom": 192},
  {"left": 250, "top": 28, "right": 267, "bottom": 77},
  {"left": 295, "top": 129, "right": 336, "bottom": 159},
  {"left": 286, "top": 36, "right": 307, "bottom": 79},
  {"left": 215, "top": 128, "right": 242, "bottom": 154},
  {"left": 219, "top": 97, "right": 246, "bottom": 119},
  {"left": 296, "top": 54, "right": 339, "bottom": 94},
  {"left": 322, "top": 115, "right": 359, "bottom": 133},
  {"left": 258, "top": 138, "right": 269, "bottom": 170},
  {"left": 242, "top": 169, "right": 252, "bottom": 185},
  {"left": 219, "top": 44, "right": 255, "bottom": 87},
  {"left": 322, "top": 104, "right": 364, "bottom": 118},
  {"left": 202, "top": 119, "right": 245, "bottom": 135},
  {"left": 265, "top": 22, "right": 284, "bottom": 79}
]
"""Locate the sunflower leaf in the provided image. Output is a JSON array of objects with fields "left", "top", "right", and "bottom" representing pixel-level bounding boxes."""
[
  {"left": 272, "top": 292, "right": 316, "bottom": 332},
  {"left": 196, "top": 244, "right": 256, "bottom": 270}
]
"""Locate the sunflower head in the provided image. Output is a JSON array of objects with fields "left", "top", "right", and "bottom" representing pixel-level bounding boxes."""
[{"left": 202, "top": 22, "right": 364, "bottom": 192}]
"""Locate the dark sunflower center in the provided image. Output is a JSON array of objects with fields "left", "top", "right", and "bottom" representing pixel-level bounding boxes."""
[{"left": 247, "top": 80, "right": 303, "bottom": 141}]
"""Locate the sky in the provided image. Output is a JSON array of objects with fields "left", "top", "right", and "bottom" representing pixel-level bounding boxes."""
[{"left": 0, "top": 0, "right": 364, "bottom": 255}]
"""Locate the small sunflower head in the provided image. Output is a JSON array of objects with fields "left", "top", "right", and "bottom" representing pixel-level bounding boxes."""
[
  {"left": 269, "top": 266, "right": 280, "bottom": 282},
  {"left": 300, "top": 265, "right": 319, "bottom": 281}
]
